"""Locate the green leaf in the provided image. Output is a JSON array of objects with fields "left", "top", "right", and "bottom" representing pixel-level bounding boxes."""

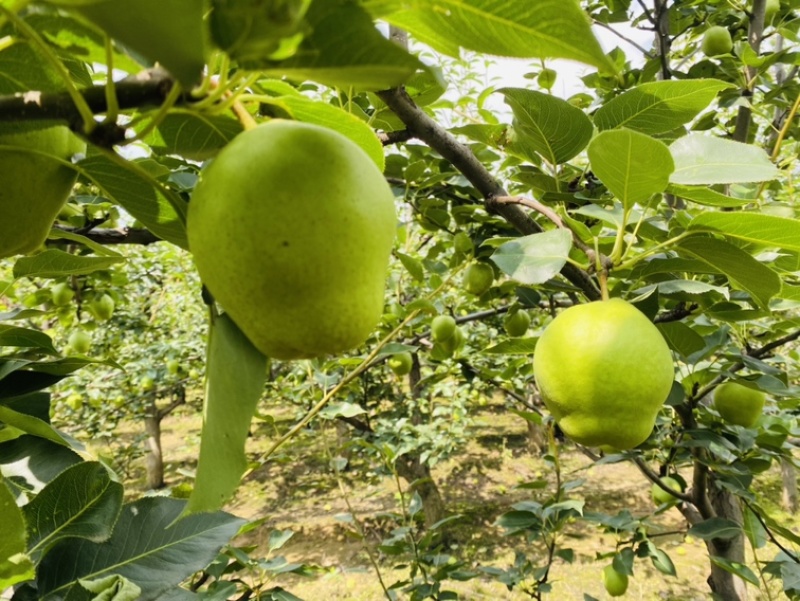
[
  {"left": 594, "top": 79, "right": 734, "bottom": 134},
  {"left": 267, "top": 97, "right": 385, "bottom": 170},
  {"left": 143, "top": 111, "right": 244, "bottom": 161},
  {"left": 670, "top": 133, "right": 781, "bottom": 185},
  {"left": 0, "top": 325, "right": 58, "bottom": 355},
  {"left": 366, "top": 0, "right": 614, "bottom": 71},
  {"left": 650, "top": 547, "right": 677, "bottom": 576},
  {"left": 709, "top": 556, "right": 760, "bottom": 586},
  {"left": 64, "top": 0, "right": 207, "bottom": 87},
  {"left": 0, "top": 479, "right": 34, "bottom": 589},
  {"left": 667, "top": 184, "right": 753, "bottom": 208},
  {"left": 79, "top": 574, "right": 141, "bottom": 601},
  {"left": 37, "top": 497, "right": 244, "bottom": 601},
  {"left": 688, "top": 517, "right": 742, "bottom": 541},
  {"left": 24, "top": 462, "right": 123, "bottom": 558},
  {"left": 185, "top": 314, "right": 267, "bottom": 515},
  {"left": 0, "top": 436, "right": 82, "bottom": 503},
  {"left": 676, "top": 236, "right": 782, "bottom": 309},
  {"left": 77, "top": 154, "right": 188, "bottom": 249},
  {"left": 588, "top": 129, "right": 674, "bottom": 210},
  {"left": 261, "top": 1, "right": 421, "bottom": 90},
  {"left": 482, "top": 338, "right": 538, "bottom": 355},
  {"left": 396, "top": 252, "right": 425, "bottom": 282},
  {"left": 490, "top": 229, "right": 573, "bottom": 285},
  {"left": 12, "top": 250, "right": 124, "bottom": 279},
  {"left": 688, "top": 213, "right": 800, "bottom": 252},
  {"left": 655, "top": 322, "right": 705, "bottom": 359},
  {"left": 47, "top": 229, "right": 124, "bottom": 257},
  {"left": 742, "top": 505, "right": 768, "bottom": 549},
  {"left": 0, "top": 39, "right": 71, "bottom": 95},
  {"left": 0, "top": 405, "right": 73, "bottom": 448},
  {"left": 498, "top": 88, "right": 593, "bottom": 164}
]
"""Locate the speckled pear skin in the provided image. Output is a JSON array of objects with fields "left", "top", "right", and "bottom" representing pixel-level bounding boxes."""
[
  {"left": 187, "top": 120, "right": 396, "bottom": 360},
  {"left": 533, "top": 298, "right": 674, "bottom": 449}
]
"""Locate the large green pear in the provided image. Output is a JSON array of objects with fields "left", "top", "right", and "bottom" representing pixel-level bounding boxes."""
[
  {"left": 0, "top": 123, "right": 85, "bottom": 259},
  {"left": 533, "top": 299, "right": 674, "bottom": 449},
  {"left": 187, "top": 120, "right": 396, "bottom": 360}
]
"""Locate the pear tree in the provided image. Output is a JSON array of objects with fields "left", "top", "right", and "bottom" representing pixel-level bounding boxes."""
[{"left": 0, "top": 0, "right": 798, "bottom": 599}]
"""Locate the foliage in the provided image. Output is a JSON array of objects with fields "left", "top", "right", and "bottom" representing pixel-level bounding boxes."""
[{"left": 0, "top": 0, "right": 799, "bottom": 599}]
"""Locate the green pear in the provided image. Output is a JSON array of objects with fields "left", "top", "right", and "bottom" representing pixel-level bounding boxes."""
[
  {"left": 603, "top": 565, "right": 629, "bottom": 597},
  {"left": 701, "top": 26, "right": 733, "bottom": 56},
  {"left": 533, "top": 299, "right": 674, "bottom": 449},
  {"left": 431, "top": 315, "right": 457, "bottom": 342},
  {"left": 503, "top": 309, "right": 531, "bottom": 337},
  {"left": 0, "top": 123, "right": 85, "bottom": 259},
  {"left": 68, "top": 330, "right": 92, "bottom": 355},
  {"left": 90, "top": 293, "right": 115, "bottom": 321},
  {"left": 463, "top": 262, "right": 494, "bottom": 296},
  {"left": 388, "top": 351, "right": 413, "bottom": 376},
  {"left": 187, "top": 120, "right": 396, "bottom": 360},
  {"left": 651, "top": 476, "right": 683, "bottom": 506},
  {"left": 211, "top": 0, "right": 311, "bottom": 61},
  {"left": 714, "top": 382, "right": 765, "bottom": 427}
]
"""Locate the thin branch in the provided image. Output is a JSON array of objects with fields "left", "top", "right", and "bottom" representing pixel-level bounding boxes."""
[
  {"left": 492, "top": 194, "right": 609, "bottom": 268},
  {"left": 376, "top": 86, "right": 600, "bottom": 300},
  {"left": 633, "top": 456, "right": 694, "bottom": 504},
  {"left": 741, "top": 498, "right": 800, "bottom": 563},
  {"left": 692, "top": 328, "right": 800, "bottom": 403},
  {"left": 654, "top": 303, "right": 698, "bottom": 323},
  {"left": 594, "top": 20, "right": 653, "bottom": 57},
  {"left": 49, "top": 225, "right": 161, "bottom": 246},
  {"left": 635, "top": 0, "right": 656, "bottom": 25}
]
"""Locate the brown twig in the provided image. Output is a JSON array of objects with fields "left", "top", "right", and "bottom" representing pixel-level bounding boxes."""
[{"left": 375, "top": 86, "right": 601, "bottom": 301}]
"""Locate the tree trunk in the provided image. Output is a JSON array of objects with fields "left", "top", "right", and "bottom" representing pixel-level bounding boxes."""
[
  {"left": 395, "top": 454, "right": 447, "bottom": 529},
  {"left": 705, "top": 486, "right": 748, "bottom": 600},
  {"left": 526, "top": 419, "right": 548, "bottom": 455},
  {"left": 782, "top": 457, "right": 798, "bottom": 514},
  {"left": 144, "top": 395, "right": 165, "bottom": 490},
  {"left": 393, "top": 353, "right": 447, "bottom": 529}
]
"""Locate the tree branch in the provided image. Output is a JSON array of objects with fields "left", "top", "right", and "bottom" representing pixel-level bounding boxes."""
[
  {"left": 0, "top": 68, "right": 178, "bottom": 130},
  {"left": 633, "top": 456, "right": 694, "bottom": 504},
  {"left": 378, "top": 129, "right": 414, "bottom": 146},
  {"left": 49, "top": 225, "right": 162, "bottom": 246},
  {"left": 733, "top": 0, "right": 768, "bottom": 143},
  {"left": 375, "top": 86, "right": 600, "bottom": 301}
]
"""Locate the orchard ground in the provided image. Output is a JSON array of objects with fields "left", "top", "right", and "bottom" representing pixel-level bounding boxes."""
[{"left": 58, "top": 394, "right": 797, "bottom": 600}]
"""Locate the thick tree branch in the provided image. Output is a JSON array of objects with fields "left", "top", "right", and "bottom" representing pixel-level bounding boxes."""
[
  {"left": 378, "top": 129, "right": 414, "bottom": 146},
  {"left": 375, "top": 86, "right": 600, "bottom": 301},
  {"left": 0, "top": 68, "right": 178, "bottom": 130}
]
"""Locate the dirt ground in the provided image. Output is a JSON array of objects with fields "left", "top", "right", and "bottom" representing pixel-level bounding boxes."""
[{"left": 80, "top": 402, "right": 797, "bottom": 600}]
